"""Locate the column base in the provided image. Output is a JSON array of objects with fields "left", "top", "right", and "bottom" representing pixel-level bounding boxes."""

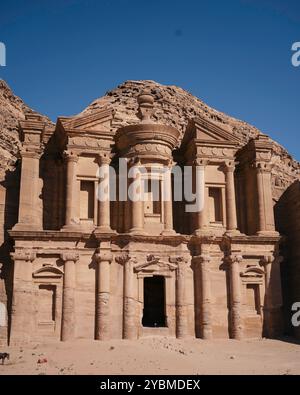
[
  {"left": 194, "top": 228, "right": 213, "bottom": 237},
  {"left": 160, "top": 229, "right": 177, "bottom": 236},
  {"left": 256, "top": 230, "right": 279, "bottom": 237},
  {"left": 224, "top": 229, "right": 241, "bottom": 237},
  {"left": 12, "top": 223, "right": 42, "bottom": 232},
  {"left": 129, "top": 228, "right": 148, "bottom": 236},
  {"left": 94, "top": 226, "right": 116, "bottom": 235}
]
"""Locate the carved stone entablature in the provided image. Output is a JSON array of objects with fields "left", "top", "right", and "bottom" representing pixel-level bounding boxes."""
[
  {"left": 11, "top": 250, "right": 36, "bottom": 262},
  {"left": 134, "top": 254, "right": 178, "bottom": 277},
  {"left": 19, "top": 114, "right": 45, "bottom": 154}
]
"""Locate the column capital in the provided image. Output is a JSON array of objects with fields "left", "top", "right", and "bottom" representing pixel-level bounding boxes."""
[
  {"left": 226, "top": 254, "right": 243, "bottom": 265},
  {"left": 253, "top": 161, "right": 273, "bottom": 173},
  {"left": 194, "top": 158, "right": 209, "bottom": 167},
  {"left": 95, "top": 248, "right": 113, "bottom": 263},
  {"left": 63, "top": 150, "right": 79, "bottom": 163},
  {"left": 20, "top": 148, "right": 42, "bottom": 160},
  {"left": 60, "top": 252, "right": 79, "bottom": 263},
  {"left": 222, "top": 160, "right": 237, "bottom": 173},
  {"left": 11, "top": 250, "right": 36, "bottom": 262},
  {"left": 96, "top": 152, "right": 112, "bottom": 166},
  {"left": 115, "top": 254, "right": 137, "bottom": 266}
]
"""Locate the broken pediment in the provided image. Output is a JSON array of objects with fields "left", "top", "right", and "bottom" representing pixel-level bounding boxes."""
[
  {"left": 182, "top": 117, "right": 241, "bottom": 147},
  {"left": 58, "top": 107, "right": 114, "bottom": 135}
]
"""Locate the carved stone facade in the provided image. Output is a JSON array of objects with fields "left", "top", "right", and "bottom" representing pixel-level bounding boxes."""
[{"left": 0, "top": 87, "right": 289, "bottom": 345}]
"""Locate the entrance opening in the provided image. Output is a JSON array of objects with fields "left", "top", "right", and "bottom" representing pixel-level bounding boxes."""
[{"left": 142, "top": 275, "right": 166, "bottom": 327}]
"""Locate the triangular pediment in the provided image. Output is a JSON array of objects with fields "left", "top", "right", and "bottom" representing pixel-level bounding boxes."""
[
  {"left": 58, "top": 107, "right": 114, "bottom": 133},
  {"left": 182, "top": 117, "right": 240, "bottom": 147}
]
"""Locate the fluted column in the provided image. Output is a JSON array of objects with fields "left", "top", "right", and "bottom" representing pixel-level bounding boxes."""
[
  {"left": 63, "top": 151, "right": 80, "bottom": 229},
  {"left": 175, "top": 257, "right": 189, "bottom": 338},
  {"left": 224, "top": 161, "right": 238, "bottom": 234},
  {"left": 255, "top": 162, "right": 277, "bottom": 235},
  {"left": 161, "top": 163, "right": 175, "bottom": 235},
  {"left": 13, "top": 151, "right": 42, "bottom": 231},
  {"left": 129, "top": 161, "right": 145, "bottom": 235},
  {"left": 194, "top": 159, "right": 209, "bottom": 235},
  {"left": 96, "top": 154, "right": 114, "bottom": 233},
  {"left": 117, "top": 255, "right": 137, "bottom": 339},
  {"left": 95, "top": 247, "right": 112, "bottom": 340},
  {"left": 228, "top": 254, "right": 243, "bottom": 339},
  {"left": 61, "top": 252, "right": 79, "bottom": 341},
  {"left": 194, "top": 254, "right": 212, "bottom": 339},
  {"left": 10, "top": 250, "right": 35, "bottom": 344}
]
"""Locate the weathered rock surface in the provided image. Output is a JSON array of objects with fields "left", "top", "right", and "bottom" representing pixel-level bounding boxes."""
[{"left": 0, "top": 79, "right": 52, "bottom": 181}]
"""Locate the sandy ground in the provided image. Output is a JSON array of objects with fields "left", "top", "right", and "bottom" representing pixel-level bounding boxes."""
[{"left": 0, "top": 337, "right": 300, "bottom": 375}]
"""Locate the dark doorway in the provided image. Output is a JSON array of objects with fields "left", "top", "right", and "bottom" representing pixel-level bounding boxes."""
[{"left": 142, "top": 276, "right": 166, "bottom": 327}]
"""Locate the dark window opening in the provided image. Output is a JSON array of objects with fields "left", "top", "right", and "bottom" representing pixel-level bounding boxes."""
[{"left": 142, "top": 276, "right": 166, "bottom": 327}]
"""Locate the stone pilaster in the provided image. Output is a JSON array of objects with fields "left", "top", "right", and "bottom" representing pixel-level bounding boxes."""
[
  {"left": 61, "top": 252, "right": 79, "bottom": 341},
  {"left": 228, "top": 254, "right": 243, "bottom": 340},
  {"left": 117, "top": 254, "right": 137, "bottom": 340},
  {"left": 95, "top": 153, "right": 114, "bottom": 233},
  {"left": 63, "top": 151, "right": 80, "bottom": 230},
  {"left": 193, "top": 254, "right": 212, "bottom": 339},
  {"left": 174, "top": 256, "right": 189, "bottom": 339},
  {"left": 10, "top": 250, "right": 36, "bottom": 345},
  {"left": 95, "top": 246, "right": 112, "bottom": 340},
  {"left": 223, "top": 161, "right": 239, "bottom": 234}
]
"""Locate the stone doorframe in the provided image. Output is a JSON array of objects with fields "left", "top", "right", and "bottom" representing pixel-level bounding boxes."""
[{"left": 117, "top": 253, "right": 190, "bottom": 339}]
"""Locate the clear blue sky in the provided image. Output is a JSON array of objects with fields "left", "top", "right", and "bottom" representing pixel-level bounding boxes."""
[{"left": 0, "top": 0, "right": 299, "bottom": 158}]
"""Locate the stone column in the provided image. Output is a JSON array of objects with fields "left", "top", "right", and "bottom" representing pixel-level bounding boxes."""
[
  {"left": 228, "top": 254, "right": 243, "bottom": 340},
  {"left": 129, "top": 162, "right": 145, "bottom": 235},
  {"left": 96, "top": 154, "right": 114, "bottom": 233},
  {"left": 63, "top": 151, "right": 79, "bottom": 229},
  {"left": 175, "top": 257, "right": 189, "bottom": 338},
  {"left": 95, "top": 247, "right": 112, "bottom": 340},
  {"left": 194, "top": 254, "right": 212, "bottom": 339},
  {"left": 194, "top": 159, "right": 209, "bottom": 235},
  {"left": 261, "top": 254, "right": 283, "bottom": 338},
  {"left": 13, "top": 151, "right": 42, "bottom": 231},
  {"left": 10, "top": 250, "right": 35, "bottom": 345},
  {"left": 118, "top": 255, "right": 137, "bottom": 340},
  {"left": 224, "top": 162, "right": 238, "bottom": 234},
  {"left": 161, "top": 163, "right": 175, "bottom": 235},
  {"left": 61, "top": 252, "right": 79, "bottom": 341},
  {"left": 255, "top": 162, "right": 276, "bottom": 235}
]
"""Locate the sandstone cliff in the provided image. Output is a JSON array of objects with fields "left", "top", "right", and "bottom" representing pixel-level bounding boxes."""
[{"left": 0, "top": 79, "right": 52, "bottom": 181}]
